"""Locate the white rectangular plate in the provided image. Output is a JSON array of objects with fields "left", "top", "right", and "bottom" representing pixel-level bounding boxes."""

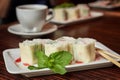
[
  {"left": 50, "top": 11, "right": 103, "bottom": 24},
  {"left": 3, "top": 41, "right": 120, "bottom": 77}
]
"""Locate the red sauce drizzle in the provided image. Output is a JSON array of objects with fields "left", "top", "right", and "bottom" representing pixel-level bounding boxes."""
[
  {"left": 23, "top": 63, "right": 30, "bottom": 66},
  {"left": 15, "top": 57, "right": 30, "bottom": 66},
  {"left": 75, "top": 61, "right": 83, "bottom": 64},
  {"left": 15, "top": 57, "right": 21, "bottom": 63}
]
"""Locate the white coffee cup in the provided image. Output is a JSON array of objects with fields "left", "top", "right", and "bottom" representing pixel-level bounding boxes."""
[{"left": 16, "top": 4, "right": 53, "bottom": 33}]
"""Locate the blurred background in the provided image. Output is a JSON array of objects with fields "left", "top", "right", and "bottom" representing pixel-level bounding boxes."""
[{"left": 0, "top": 0, "right": 96, "bottom": 24}]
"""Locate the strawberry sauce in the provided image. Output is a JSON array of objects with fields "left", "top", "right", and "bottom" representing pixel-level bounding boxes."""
[
  {"left": 15, "top": 57, "right": 21, "bottom": 63},
  {"left": 75, "top": 61, "right": 83, "bottom": 64},
  {"left": 15, "top": 57, "right": 30, "bottom": 66},
  {"left": 23, "top": 63, "right": 30, "bottom": 66}
]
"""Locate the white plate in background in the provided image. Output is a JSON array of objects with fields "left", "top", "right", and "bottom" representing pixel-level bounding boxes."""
[
  {"left": 89, "top": 1, "right": 120, "bottom": 9},
  {"left": 50, "top": 11, "right": 104, "bottom": 24},
  {"left": 3, "top": 41, "right": 120, "bottom": 77}
]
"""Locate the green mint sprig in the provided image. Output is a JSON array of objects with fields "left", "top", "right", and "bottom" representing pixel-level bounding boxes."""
[
  {"left": 28, "top": 50, "right": 72, "bottom": 75},
  {"left": 55, "top": 2, "right": 75, "bottom": 8}
]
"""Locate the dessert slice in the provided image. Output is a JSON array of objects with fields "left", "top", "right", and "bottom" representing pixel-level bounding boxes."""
[
  {"left": 33, "top": 38, "right": 52, "bottom": 52},
  {"left": 19, "top": 40, "right": 42, "bottom": 65},
  {"left": 53, "top": 8, "right": 67, "bottom": 21},
  {"left": 73, "top": 38, "right": 96, "bottom": 63},
  {"left": 43, "top": 40, "right": 69, "bottom": 56},
  {"left": 77, "top": 4, "right": 91, "bottom": 18},
  {"left": 65, "top": 7, "right": 78, "bottom": 21},
  {"left": 56, "top": 36, "right": 76, "bottom": 54},
  {"left": 19, "top": 39, "right": 53, "bottom": 65}
]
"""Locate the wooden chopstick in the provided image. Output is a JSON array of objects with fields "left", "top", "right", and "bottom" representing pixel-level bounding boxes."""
[
  {"left": 96, "top": 48, "right": 120, "bottom": 59},
  {"left": 96, "top": 48, "right": 120, "bottom": 68}
]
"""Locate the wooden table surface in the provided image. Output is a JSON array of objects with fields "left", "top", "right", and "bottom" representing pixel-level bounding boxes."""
[{"left": 0, "top": 9, "right": 120, "bottom": 80}]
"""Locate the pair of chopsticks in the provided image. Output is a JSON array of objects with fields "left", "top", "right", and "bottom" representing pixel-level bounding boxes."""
[{"left": 96, "top": 48, "right": 120, "bottom": 68}]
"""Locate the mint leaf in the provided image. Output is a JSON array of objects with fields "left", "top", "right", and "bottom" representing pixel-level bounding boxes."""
[
  {"left": 28, "top": 50, "right": 72, "bottom": 75},
  {"left": 49, "top": 51, "right": 72, "bottom": 66},
  {"left": 50, "top": 64, "right": 67, "bottom": 75},
  {"left": 35, "top": 50, "right": 48, "bottom": 68},
  {"left": 55, "top": 2, "right": 75, "bottom": 8},
  {"left": 28, "top": 66, "right": 41, "bottom": 70},
  {"left": 44, "top": 58, "right": 54, "bottom": 68},
  {"left": 45, "top": 51, "right": 72, "bottom": 74}
]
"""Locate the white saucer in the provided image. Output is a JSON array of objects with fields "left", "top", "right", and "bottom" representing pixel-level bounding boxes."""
[{"left": 8, "top": 23, "right": 58, "bottom": 38}]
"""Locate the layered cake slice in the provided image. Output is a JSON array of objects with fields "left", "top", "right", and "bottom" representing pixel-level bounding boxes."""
[
  {"left": 53, "top": 8, "right": 67, "bottom": 21},
  {"left": 73, "top": 38, "right": 96, "bottom": 63},
  {"left": 33, "top": 38, "right": 52, "bottom": 52},
  {"left": 19, "top": 40, "right": 41, "bottom": 65},
  {"left": 43, "top": 40, "right": 69, "bottom": 56},
  {"left": 56, "top": 36, "right": 76, "bottom": 55},
  {"left": 65, "top": 7, "right": 78, "bottom": 21},
  {"left": 19, "top": 39, "right": 52, "bottom": 65},
  {"left": 77, "top": 4, "right": 91, "bottom": 18},
  {"left": 53, "top": 3, "right": 91, "bottom": 21}
]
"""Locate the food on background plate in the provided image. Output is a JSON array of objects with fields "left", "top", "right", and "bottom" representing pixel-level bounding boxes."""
[
  {"left": 53, "top": 3, "right": 91, "bottom": 21},
  {"left": 54, "top": 2, "right": 75, "bottom": 8},
  {"left": 76, "top": 4, "right": 91, "bottom": 18},
  {"left": 90, "top": 0, "right": 120, "bottom": 7},
  {"left": 53, "top": 8, "right": 67, "bottom": 21},
  {"left": 65, "top": 7, "right": 78, "bottom": 21},
  {"left": 19, "top": 36, "right": 96, "bottom": 74}
]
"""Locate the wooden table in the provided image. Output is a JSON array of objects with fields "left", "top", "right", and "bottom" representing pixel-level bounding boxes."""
[{"left": 0, "top": 9, "right": 120, "bottom": 80}]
